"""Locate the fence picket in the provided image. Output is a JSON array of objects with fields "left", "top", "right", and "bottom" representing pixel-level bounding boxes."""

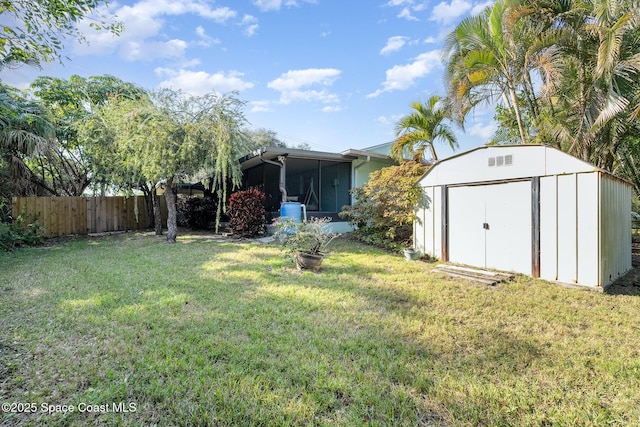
[{"left": 11, "top": 196, "right": 168, "bottom": 238}]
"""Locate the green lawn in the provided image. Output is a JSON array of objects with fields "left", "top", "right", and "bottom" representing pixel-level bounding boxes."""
[{"left": 1, "top": 232, "right": 640, "bottom": 426}]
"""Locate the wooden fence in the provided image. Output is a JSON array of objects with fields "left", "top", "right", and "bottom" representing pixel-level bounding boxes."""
[{"left": 12, "top": 196, "right": 167, "bottom": 238}]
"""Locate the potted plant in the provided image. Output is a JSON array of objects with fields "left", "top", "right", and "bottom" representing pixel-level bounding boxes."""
[
  {"left": 274, "top": 217, "right": 339, "bottom": 271},
  {"left": 403, "top": 247, "right": 421, "bottom": 261}
]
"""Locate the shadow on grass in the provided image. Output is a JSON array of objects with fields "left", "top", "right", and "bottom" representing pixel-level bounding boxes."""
[
  {"left": 3, "top": 232, "right": 637, "bottom": 426},
  {"left": 605, "top": 267, "right": 640, "bottom": 296}
]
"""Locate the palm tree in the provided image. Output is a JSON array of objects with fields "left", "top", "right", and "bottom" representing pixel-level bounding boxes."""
[
  {"left": 391, "top": 96, "right": 458, "bottom": 162},
  {"left": 515, "top": 0, "right": 640, "bottom": 168},
  {"left": 0, "top": 84, "right": 55, "bottom": 195},
  {"left": 443, "top": 0, "right": 530, "bottom": 144}
]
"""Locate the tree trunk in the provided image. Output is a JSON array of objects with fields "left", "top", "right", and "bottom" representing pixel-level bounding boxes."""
[
  {"left": 508, "top": 86, "right": 527, "bottom": 144},
  {"left": 164, "top": 178, "right": 178, "bottom": 243},
  {"left": 151, "top": 186, "right": 163, "bottom": 235},
  {"left": 429, "top": 143, "right": 439, "bottom": 162}
]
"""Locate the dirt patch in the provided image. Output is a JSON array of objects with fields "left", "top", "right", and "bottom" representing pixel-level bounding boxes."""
[
  {"left": 605, "top": 241, "right": 640, "bottom": 295},
  {"left": 632, "top": 241, "right": 640, "bottom": 268}
]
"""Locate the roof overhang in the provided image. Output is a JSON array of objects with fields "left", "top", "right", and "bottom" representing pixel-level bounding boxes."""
[{"left": 238, "top": 146, "right": 390, "bottom": 170}]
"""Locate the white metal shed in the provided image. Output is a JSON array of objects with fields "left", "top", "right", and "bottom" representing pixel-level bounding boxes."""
[{"left": 414, "top": 145, "right": 632, "bottom": 288}]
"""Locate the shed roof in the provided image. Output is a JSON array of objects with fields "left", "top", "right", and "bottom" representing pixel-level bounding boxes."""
[{"left": 419, "top": 144, "right": 630, "bottom": 187}]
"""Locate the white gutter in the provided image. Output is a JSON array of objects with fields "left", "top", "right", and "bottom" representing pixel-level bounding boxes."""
[{"left": 259, "top": 151, "right": 287, "bottom": 202}]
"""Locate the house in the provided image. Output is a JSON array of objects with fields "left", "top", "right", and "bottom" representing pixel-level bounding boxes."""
[
  {"left": 238, "top": 144, "right": 396, "bottom": 232},
  {"left": 414, "top": 144, "right": 632, "bottom": 288}
]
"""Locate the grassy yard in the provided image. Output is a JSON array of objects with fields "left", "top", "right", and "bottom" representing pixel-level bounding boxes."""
[{"left": 1, "top": 232, "right": 640, "bottom": 426}]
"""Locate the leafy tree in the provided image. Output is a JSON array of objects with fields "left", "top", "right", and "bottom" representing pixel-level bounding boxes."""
[
  {"left": 89, "top": 89, "right": 252, "bottom": 243},
  {"left": 247, "top": 128, "right": 312, "bottom": 150},
  {"left": 247, "top": 128, "right": 287, "bottom": 149},
  {"left": 0, "top": 0, "right": 122, "bottom": 67},
  {"left": 391, "top": 96, "right": 458, "bottom": 162},
  {"left": 75, "top": 86, "right": 163, "bottom": 232},
  {"left": 31, "top": 75, "right": 147, "bottom": 197},
  {"left": 339, "top": 161, "right": 428, "bottom": 251}
]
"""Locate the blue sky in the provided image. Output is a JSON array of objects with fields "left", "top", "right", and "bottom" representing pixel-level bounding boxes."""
[{"left": 1, "top": 0, "right": 497, "bottom": 157}]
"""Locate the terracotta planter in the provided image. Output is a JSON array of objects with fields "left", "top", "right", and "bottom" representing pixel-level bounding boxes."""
[{"left": 296, "top": 251, "right": 325, "bottom": 271}]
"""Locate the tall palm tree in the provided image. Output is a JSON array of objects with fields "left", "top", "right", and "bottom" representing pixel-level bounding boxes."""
[
  {"left": 391, "top": 96, "right": 458, "bottom": 162},
  {"left": 0, "top": 83, "right": 54, "bottom": 207},
  {"left": 443, "top": 0, "right": 530, "bottom": 143},
  {"left": 0, "top": 85, "right": 51, "bottom": 158},
  {"left": 515, "top": 0, "right": 640, "bottom": 167}
]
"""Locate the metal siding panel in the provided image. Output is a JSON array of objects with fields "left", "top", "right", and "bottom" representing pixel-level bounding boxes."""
[
  {"left": 448, "top": 186, "right": 486, "bottom": 267},
  {"left": 539, "top": 176, "right": 558, "bottom": 281},
  {"left": 415, "top": 186, "right": 434, "bottom": 257},
  {"left": 414, "top": 188, "right": 427, "bottom": 255},
  {"left": 600, "top": 175, "right": 632, "bottom": 286},
  {"left": 557, "top": 175, "right": 578, "bottom": 283},
  {"left": 577, "top": 173, "right": 599, "bottom": 287},
  {"left": 484, "top": 181, "right": 532, "bottom": 274},
  {"left": 433, "top": 187, "right": 442, "bottom": 259}
]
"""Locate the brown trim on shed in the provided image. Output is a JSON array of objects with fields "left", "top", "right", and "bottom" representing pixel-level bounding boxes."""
[{"left": 532, "top": 176, "right": 541, "bottom": 277}]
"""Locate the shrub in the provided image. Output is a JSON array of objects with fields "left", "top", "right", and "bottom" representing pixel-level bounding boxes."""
[
  {"left": 273, "top": 217, "right": 339, "bottom": 256},
  {"left": 339, "top": 161, "right": 428, "bottom": 251},
  {"left": 228, "top": 189, "right": 266, "bottom": 237},
  {"left": 0, "top": 208, "right": 45, "bottom": 251},
  {"left": 177, "top": 196, "right": 217, "bottom": 230}
]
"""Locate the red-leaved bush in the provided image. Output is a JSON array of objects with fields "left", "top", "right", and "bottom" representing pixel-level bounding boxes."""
[{"left": 228, "top": 189, "right": 266, "bottom": 237}]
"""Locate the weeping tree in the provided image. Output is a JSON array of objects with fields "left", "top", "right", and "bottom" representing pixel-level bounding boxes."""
[{"left": 87, "top": 89, "right": 252, "bottom": 243}]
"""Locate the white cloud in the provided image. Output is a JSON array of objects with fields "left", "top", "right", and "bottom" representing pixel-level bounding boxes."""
[
  {"left": 386, "top": 0, "right": 413, "bottom": 5},
  {"left": 195, "top": 26, "right": 221, "bottom": 47},
  {"left": 252, "top": 0, "right": 282, "bottom": 11},
  {"left": 268, "top": 68, "right": 341, "bottom": 106},
  {"left": 280, "top": 90, "right": 340, "bottom": 105},
  {"left": 368, "top": 50, "right": 442, "bottom": 97},
  {"left": 250, "top": 100, "right": 273, "bottom": 112},
  {"left": 322, "top": 105, "right": 342, "bottom": 113},
  {"left": 385, "top": 0, "right": 427, "bottom": 20},
  {"left": 252, "top": 0, "right": 317, "bottom": 12},
  {"left": 376, "top": 116, "right": 392, "bottom": 125},
  {"left": 398, "top": 7, "right": 419, "bottom": 20},
  {"left": 268, "top": 68, "right": 341, "bottom": 91},
  {"left": 120, "top": 39, "right": 188, "bottom": 61},
  {"left": 431, "top": 0, "right": 472, "bottom": 24},
  {"left": 73, "top": 0, "right": 239, "bottom": 58},
  {"left": 241, "top": 15, "right": 259, "bottom": 36},
  {"left": 155, "top": 68, "right": 254, "bottom": 95},
  {"left": 471, "top": 0, "right": 494, "bottom": 15},
  {"left": 124, "top": 0, "right": 236, "bottom": 23},
  {"left": 468, "top": 121, "right": 497, "bottom": 140},
  {"left": 423, "top": 36, "right": 437, "bottom": 44},
  {"left": 380, "top": 36, "right": 408, "bottom": 55}
]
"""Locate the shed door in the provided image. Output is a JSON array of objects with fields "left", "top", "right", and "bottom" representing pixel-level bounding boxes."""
[{"left": 448, "top": 181, "right": 532, "bottom": 274}]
